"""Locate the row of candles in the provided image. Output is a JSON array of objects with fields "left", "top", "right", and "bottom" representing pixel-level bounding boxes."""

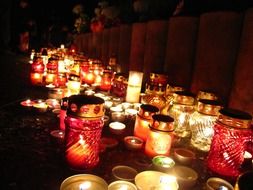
[{"left": 26, "top": 47, "right": 253, "bottom": 189}]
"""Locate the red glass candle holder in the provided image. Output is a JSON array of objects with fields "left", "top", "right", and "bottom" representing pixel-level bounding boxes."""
[
  {"left": 30, "top": 58, "right": 44, "bottom": 85},
  {"left": 64, "top": 95, "right": 105, "bottom": 170},
  {"left": 207, "top": 108, "right": 253, "bottom": 178},
  {"left": 111, "top": 74, "right": 128, "bottom": 97},
  {"left": 99, "top": 70, "right": 114, "bottom": 91}
]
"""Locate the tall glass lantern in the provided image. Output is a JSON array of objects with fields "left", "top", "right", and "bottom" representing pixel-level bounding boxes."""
[
  {"left": 189, "top": 99, "right": 222, "bottom": 152},
  {"left": 168, "top": 91, "right": 195, "bottom": 138},
  {"left": 64, "top": 95, "right": 105, "bottom": 170},
  {"left": 207, "top": 108, "right": 253, "bottom": 178}
]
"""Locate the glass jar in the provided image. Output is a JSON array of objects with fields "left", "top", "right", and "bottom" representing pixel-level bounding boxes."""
[
  {"left": 189, "top": 99, "right": 222, "bottom": 152},
  {"left": 30, "top": 59, "right": 45, "bottom": 85},
  {"left": 111, "top": 74, "right": 128, "bottom": 97},
  {"left": 67, "top": 74, "right": 81, "bottom": 95},
  {"left": 145, "top": 114, "right": 174, "bottom": 157},
  {"left": 134, "top": 104, "right": 159, "bottom": 141},
  {"left": 168, "top": 91, "right": 195, "bottom": 138},
  {"left": 64, "top": 95, "right": 105, "bottom": 170},
  {"left": 45, "top": 58, "right": 58, "bottom": 84},
  {"left": 207, "top": 108, "right": 253, "bottom": 178}
]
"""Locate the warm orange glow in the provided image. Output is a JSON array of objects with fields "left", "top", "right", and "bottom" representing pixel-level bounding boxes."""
[{"left": 30, "top": 73, "right": 44, "bottom": 85}]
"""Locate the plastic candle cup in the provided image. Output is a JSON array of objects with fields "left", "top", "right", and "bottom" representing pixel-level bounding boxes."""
[{"left": 108, "top": 180, "right": 137, "bottom": 190}]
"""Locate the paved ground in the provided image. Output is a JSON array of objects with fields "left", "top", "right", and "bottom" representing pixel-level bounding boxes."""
[{"left": 0, "top": 51, "right": 33, "bottom": 107}]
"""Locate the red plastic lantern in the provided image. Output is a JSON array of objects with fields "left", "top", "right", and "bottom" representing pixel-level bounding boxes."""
[
  {"left": 145, "top": 114, "right": 175, "bottom": 157},
  {"left": 134, "top": 104, "right": 159, "bottom": 141},
  {"left": 64, "top": 95, "right": 105, "bottom": 170},
  {"left": 207, "top": 108, "right": 253, "bottom": 178}
]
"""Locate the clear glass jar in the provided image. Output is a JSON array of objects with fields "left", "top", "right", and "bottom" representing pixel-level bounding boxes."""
[
  {"left": 64, "top": 95, "right": 105, "bottom": 170},
  {"left": 207, "top": 108, "right": 253, "bottom": 178},
  {"left": 189, "top": 99, "right": 222, "bottom": 152},
  {"left": 145, "top": 114, "right": 174, "bottom": 157},
  {"left": 168, "top": 91, "right": 195, "bottom": 138},
  {"left": 134, "top": 104, "right": 159, "bottom": 141}
]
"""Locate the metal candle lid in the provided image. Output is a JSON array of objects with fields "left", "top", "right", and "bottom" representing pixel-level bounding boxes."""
[
  {"left": 138, "top": 104, "right": 159, "bottom": 120},
  {"left": 67, "top": 95, "right": 105, "bottom": 118},
  {"left": 150, "top": 114, "right": 174, "bottom": 132},
  {"left": 197, "top": 99, "right": 222, "bottom": 116},
  {"left": 68, "top": 74, "right": 80, "bottom": 82},
  {"left": 173, "top": 91, "right": 195, "bottom": 105},
  {"left": 218, "top": 108, "right": 252, "bottom": 129}
]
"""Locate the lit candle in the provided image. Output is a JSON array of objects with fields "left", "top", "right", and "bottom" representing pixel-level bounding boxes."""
[
  {"left": 125, "top": 71, "right": 143, "bottom": 103},
  {"left": 124, "top": 136, "right": 144, "bottom": 151},
  {"left": 30, "top": 73, "right": 44, "bottom": 85},
  {"left": 33, "top": 100, "right": 48, "bottom": 112},
  {"left": 152, "top": 156, "right": 175, "bottom": 173},
  {"left": 20, "top": 99, "right": 34, "bottom": 107},
  {"left": 60, "top": 174, "right": 108, "bottom": 190},
  {"left": 108, "top": 181, "right": 137, "bottom": 190},
  {"left": 109, "top": 122, "right": 126, "bottom": 135}
]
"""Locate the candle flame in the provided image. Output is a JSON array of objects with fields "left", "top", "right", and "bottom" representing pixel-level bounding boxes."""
[{"left": 79, "top": 181, "right": 91, "bottom": 190}]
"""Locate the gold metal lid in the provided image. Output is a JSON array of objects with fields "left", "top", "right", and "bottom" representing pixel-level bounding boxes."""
[
  {"left": 67, "top": 95, "right": 105, "bottom": 118},
  {"left": 173, "top": 91, "right": 195, "bottom": 105},
  {"left": 197, "top": 99, "right": 222, "bottom": 116},
  {"left": 218, "top": 108, "right": 252, "bottom": 129},
  {"left": 197, "top": 90, "right": 218, "bottom": 101},
  {"left": 138, "top": 104, "right": 159, "bottom": 120},
  {"left": 141, "top": 94, "right": 167, "bottom": 110},
  {"left": 150, "top": 114, "right": 174, "bottom": 132}
]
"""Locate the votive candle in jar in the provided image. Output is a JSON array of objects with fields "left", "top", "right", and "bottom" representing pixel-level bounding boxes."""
[
  {"left": 134, "top": 104, "right": 159, "bottom": 141},
  {"left": 99, "top": 69, "right": 114, "bottom": 91},
  {"left": 60, "top": 97, "right": 68, "bottom": 131},
  {"left": 168, "top": 91, "right": 195, "bottom": 138},
  {"left": 125, "top": 71, "right": 143, "bottom": 103},
  {"left": 207, "top": 108, "right": 253, "bottom": 178},
  {"left": 145, "top": 114, "right": 175, "bottom": 157},
  {"left": 45, "top": 58, "right": 58, "bottom": 84},
  {"left": 30, "top": 57, "right": 44, "bottom": 85},
  {"left": 54, "top": 73, "right": 67, "bottom": 87},
  {"left": 67, "top": 74, "right": 81, "bottom": 95},
  {"left": 64, "top": 95, "right": 105, "bottom": 170},
  {"left": 189, "top": 99, "right": 222, "bottom": 152}
]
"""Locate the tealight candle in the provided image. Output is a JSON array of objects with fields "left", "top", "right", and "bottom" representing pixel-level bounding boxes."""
[
  {"left": 124, "top": 136, "right": 144, "bottom": 151},
  {"left": 152, "top": 155, "right": 175, "bottom": 173},
  {"left": 33, "top": 100, "right": 48, "bottom": 113},
  {"left": 20, "top": 99, "right": 34, "bottom": 107},
  {"left": 60, "top": 174, "right": 108, "bottom": 190},
  {"left": 108, "top": 181, "right": 137, "bottom": 190},
  {"left": 206, "top": 177, "right": 234, "bottom": 190},
  {"left": 109, "top": 122, "right": 126, "bottom": 135},
  {"left": 46, "top": 98, "right": 60, "bottom": 109}
]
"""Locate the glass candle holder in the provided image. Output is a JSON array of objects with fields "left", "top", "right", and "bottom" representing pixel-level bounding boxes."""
[
  {"left": 134, "top": 104, "right": 159, "bottom": 141},
  {"left": 145, "top": 114, "right": 175, "bottom": 157},
  {"left": 67, "top": 74, "right": 81, "bottom": 95},
  {"left": 111, "top": 74, "right": 128, "bottom": 97},
  {"left": 30, "top": 57, "right": 44, "bottom": 85},
  {"left": 99, "top": 69, "right": 114, "bottom": 91},
  {"left": 64, "top": 95, "right": 105, "bottom": 170},
  {"left": 60, "top": 97, "right": 68, "bottom": 131},
  {"left": 168, "top": 91, "right": 195, "bottom": 138},
  {"left": 126, "top": 71, "right": 143, "bottom": 103},
  {"left": 189, "top": 99, "right": 222, "bottom": 152},
  {"left": 207, "top": 108, "right": 253, "bottom": 178},
  {"left": 45, "top": 58, "right": 58, "bottom": 84}
]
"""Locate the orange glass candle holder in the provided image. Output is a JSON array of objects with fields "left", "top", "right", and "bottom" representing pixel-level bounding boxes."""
[
  {"left": 145, "top": 114, "right": 175, "bottom": 157},
  {"left": 134, "top": 104, "right": 159, "bottom": 141}
]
